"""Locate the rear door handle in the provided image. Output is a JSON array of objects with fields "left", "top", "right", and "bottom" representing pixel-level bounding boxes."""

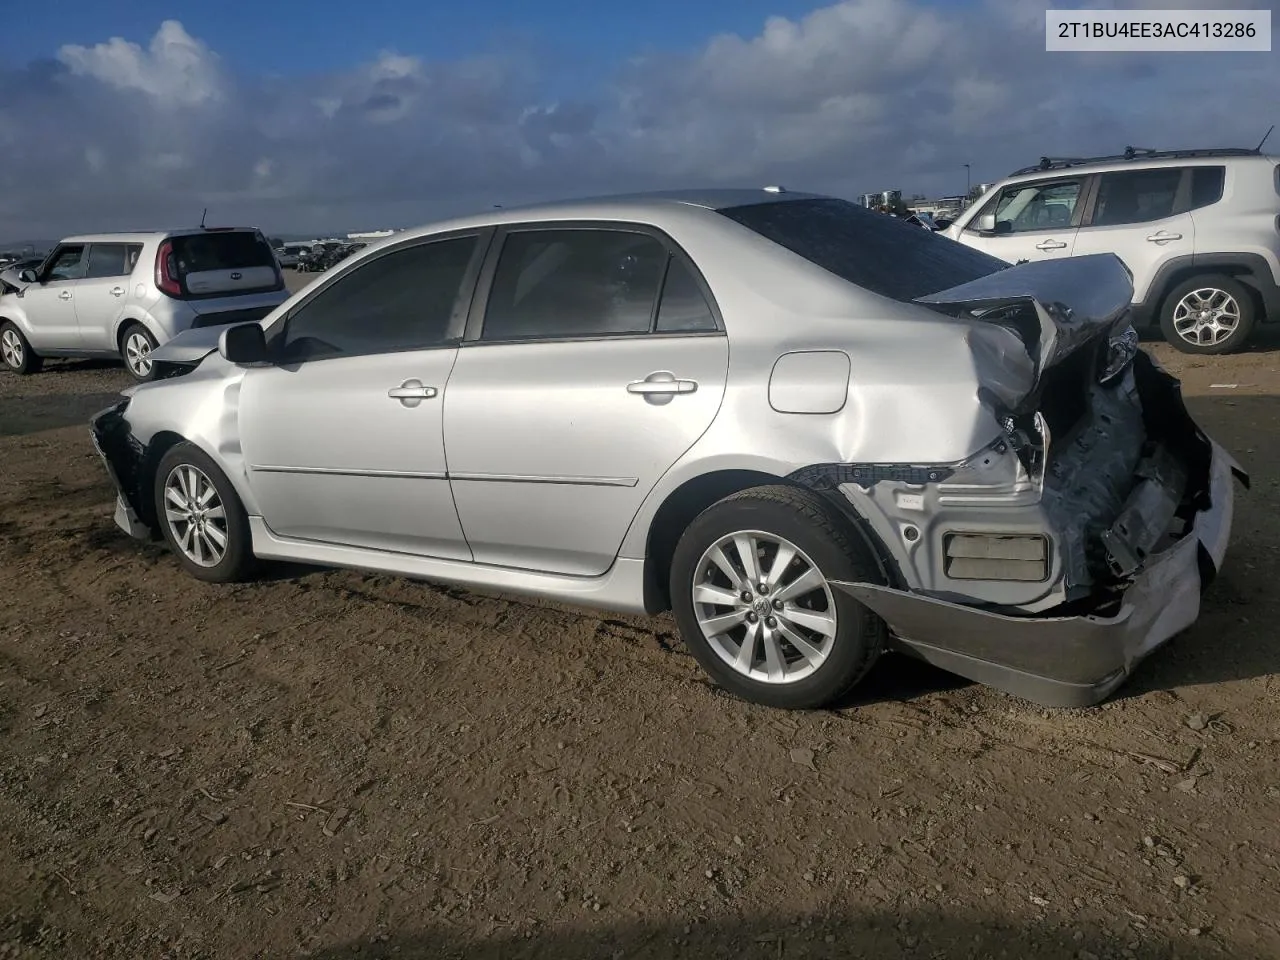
[
  {"left": 110, "top": 286, "right": 125, "bottom": 297},
  {"left": 58, "top": 290, "right": 73, "bottom": 300},
  {"left": 388, "top": 379, "right": 438, "bottom": 408},
  {"left": 1034, "top": 239, "right": 1068, "bottom": 251},
  {"left": 1146, "top": 231, "right": 1183, "bottom": 243},
  {"left": 627, "top": 371, "right": 698, "bottom": 402}
]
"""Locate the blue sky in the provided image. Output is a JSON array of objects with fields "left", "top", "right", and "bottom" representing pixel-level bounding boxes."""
[{"left": 0, "top": 0, "right": 1276, "bottom": 239}]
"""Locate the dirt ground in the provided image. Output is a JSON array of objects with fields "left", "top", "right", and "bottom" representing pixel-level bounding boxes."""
[{"left": 3, "top": 311, "right": 1280, "bottom": 959}]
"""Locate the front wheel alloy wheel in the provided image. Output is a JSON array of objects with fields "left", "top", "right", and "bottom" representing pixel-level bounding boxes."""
[
  {"left": 0, "top": 322, "right": 42, "bottom": 374},
  {"left": 693, "top": 531, "right": 837, "bottom": 684},
  {"left": 154, "top": 442, "right": 255, "bottom": 583},
  {"left": 163, "top": 464, "right": 229, "bottom": 567}
]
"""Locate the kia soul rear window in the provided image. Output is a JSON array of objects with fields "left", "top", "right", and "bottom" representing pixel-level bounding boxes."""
[{"left": 170, "top": 232, "right": 275, "bottom": 276}]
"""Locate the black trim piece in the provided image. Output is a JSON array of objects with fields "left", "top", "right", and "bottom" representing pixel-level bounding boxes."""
[
  {"left": 788, "top": 462, "right": 955, "bottom": 491},
  {"left": 89, "top": 400, "right": 152, "bottom": 531},
  {"left": 463, "top": 219, "right": 726, "bottom": 344},
  {"left": 190, "top": 305, "right": 276, "bottom": 329}
]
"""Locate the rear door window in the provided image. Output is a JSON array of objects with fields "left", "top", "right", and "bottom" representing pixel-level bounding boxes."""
[
  {"left": 719, "top": 198, "right": 1005, "bottom": 303},
  {"left": 1091, "top": 168, "right": 1183, "bottom": 226},
  {"left": 480, "top": 229, "right": 668, "bottom": 341},
  {"left": 84, "top": 243, "right": 134, "bottom": 279}
]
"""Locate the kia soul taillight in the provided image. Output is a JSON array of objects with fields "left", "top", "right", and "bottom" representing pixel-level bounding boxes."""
[{"left": 154, "top": 240, "right": 182, "bottom": 297}]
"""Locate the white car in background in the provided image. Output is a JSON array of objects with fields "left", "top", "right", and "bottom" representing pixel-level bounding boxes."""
[
  {"left": 945, "top": 147, "right": 1280, "bottom": 354},
  {"left": 0, "top": 227, "right": 290, "bottom": 380}
]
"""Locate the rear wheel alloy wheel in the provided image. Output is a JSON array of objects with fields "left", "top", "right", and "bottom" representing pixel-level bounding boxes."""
[
  {"left": 154, "top": 442, "right": 255, "bottom": 583},
  {"left": 121, "top": 324, "right": 159, "bottom": 380},
  {"left": 693, "top": 531, "right": 837, "bottom": 685},
  {"left": 1159, "top": 274, "right": 1256, "bottom": 355},
  {"left": 670, "top": 484, "right": 887, "bottom": 709},
  {"left": 0, "top": 322, "right": 42, "bottom": 374}
]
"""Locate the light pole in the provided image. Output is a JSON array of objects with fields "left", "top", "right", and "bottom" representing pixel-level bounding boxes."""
[{"left": 964, "top": 163, "right": 971, "bottom": 199}]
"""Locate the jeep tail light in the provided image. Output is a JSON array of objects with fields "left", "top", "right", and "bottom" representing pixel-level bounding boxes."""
[{"left": 154, "top": 240, "right": 181, "bottom": 297}]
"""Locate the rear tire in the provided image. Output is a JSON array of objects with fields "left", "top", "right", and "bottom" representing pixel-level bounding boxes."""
[
  {"left": 154, "top": 442, "right": 256, "bottom": 583},
  {"left": 1159, "top": 274, "right": 1257, "bottom": 355},
  {"left": 669, "top": 484, "right": 887, "bottom": 709},
  {"left": 120, "top": 323, "right": 160, "bottom": 381},
  {"left": 0, "top": 321, "right": 42, "bottom": 374}
]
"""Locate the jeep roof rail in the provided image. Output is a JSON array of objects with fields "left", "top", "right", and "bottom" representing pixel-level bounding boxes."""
[{"left": 1008, "top": 146, "right": 1263, "bottom": 177}]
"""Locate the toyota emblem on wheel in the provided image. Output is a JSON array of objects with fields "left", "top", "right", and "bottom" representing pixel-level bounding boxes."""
[{"left": 230, "top": 271, "right": 242, "bottom": 280}]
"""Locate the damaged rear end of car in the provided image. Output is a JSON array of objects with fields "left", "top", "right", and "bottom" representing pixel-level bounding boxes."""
[{"left": 806, "top": 254, "right": 1247, "bottom": 707}]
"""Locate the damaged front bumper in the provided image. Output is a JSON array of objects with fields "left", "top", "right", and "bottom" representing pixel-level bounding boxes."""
[
  {"left": 89, "top": 399, "right": 152, "bottom": 540},
  {"left": 833, "top": 437, "right": 1246, "bottom": 708}
]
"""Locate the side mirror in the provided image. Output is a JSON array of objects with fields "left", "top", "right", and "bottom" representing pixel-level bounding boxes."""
[
  {"left": 218, "top": 323, "right": 268, "bottom": 364},
  {"left": 976, "top": 213, "right": 997, "bottom": 233},
  {"left": 18, "top": 269, "right": 37, "bottom": 284}
]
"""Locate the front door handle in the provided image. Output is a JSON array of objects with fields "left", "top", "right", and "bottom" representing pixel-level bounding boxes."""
[
  {"left": 58, "top": 290, "right": 73, "bottom": 300},
  {"left": 627, "top": 371, "right": 698, "bottom": 405},
  {"left": 1034, "top": 239, "right": 1068, "bottom": 251},
  {"left": 1146, "top": 231, "right": 1183, "bottom": 243},
  {"left": 110, "top": 286, "right": 125, "bottom": 297},
  {"left": 388, "top": 379, "right": 438, "bottom": 408}
]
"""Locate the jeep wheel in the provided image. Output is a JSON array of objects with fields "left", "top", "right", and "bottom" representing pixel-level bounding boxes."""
[
  {"left": 0, "top": 321, "right": 43, "bottom": 375},
  {"left": 1159, "top": 275, "right": 1257, "bottom": 355},
  {"left": 669, "top": 484, "right": 887, "bottom": 710}
]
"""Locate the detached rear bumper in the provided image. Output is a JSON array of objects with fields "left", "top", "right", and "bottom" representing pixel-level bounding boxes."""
[{"left": 833, "top": 440, "right": 1246, "bottom": 708}]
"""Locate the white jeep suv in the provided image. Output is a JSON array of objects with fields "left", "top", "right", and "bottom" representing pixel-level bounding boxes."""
[
  {"left": 0, "top": 227, "right": 290, "bottom": 380},
  {"left": 944, "top": 148, "right": 1280, "bottom": 354}
]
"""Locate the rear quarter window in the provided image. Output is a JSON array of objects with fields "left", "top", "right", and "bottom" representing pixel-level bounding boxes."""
[
  {"left": 719, "top": 198, "right": 1007, "bottom": 302},
  {"left": 1190, "top": 166, "right": 1226, "bottom": 210}
]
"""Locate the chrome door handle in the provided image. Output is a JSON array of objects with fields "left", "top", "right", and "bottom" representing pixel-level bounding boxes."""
[
  {"left": 387, "top": 379, "right": 438, "bottom": 408},
  {"left": 1034, "top": 239, "right": 1067, "bottom": 251},
  {"left": 627, "top": 371, "right": 698, "bottom": 405},
  {"left": 58, "top": 290, "right": 73, "bottom": 300},
  {"left": 1146, "top": 231, "right": 1182, "bottom": 243},
  {"left": 110, "top": 286, "right": 125, "bottom": 297}
]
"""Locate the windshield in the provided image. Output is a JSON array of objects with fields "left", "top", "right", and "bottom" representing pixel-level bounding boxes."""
[{"left": 719, "top": 198, "right": 1007, "bottom": 302}]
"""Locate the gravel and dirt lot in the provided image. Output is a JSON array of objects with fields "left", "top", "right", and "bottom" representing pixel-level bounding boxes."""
[{"left": 3, "top": 301, "right": 1280, "bottom": 959}]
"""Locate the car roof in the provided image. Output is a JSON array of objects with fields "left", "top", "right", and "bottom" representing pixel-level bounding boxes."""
[
  {"left": 361, "top": 188, "right": 832, "bottom": 246},
  {"left": 999, "top": 152, "right": 1278, "bottom": 186},
  {"left": 57, "top": 227, "right": 264, "bottom": 244}
]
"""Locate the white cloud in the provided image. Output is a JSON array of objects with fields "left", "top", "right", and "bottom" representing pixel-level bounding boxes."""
[
  {"left": 2, "top": 2, "right": 1277, "bottom": 240},
  {"left": 57, "top": 19, "right": 224, "bottom": 107}
]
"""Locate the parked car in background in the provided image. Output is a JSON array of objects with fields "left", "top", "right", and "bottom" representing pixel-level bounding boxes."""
[
  {"left": 0, "top": 227, "right": 290, "bottom": 380},
  {"left": 945, "top": 147, "right": 1280, "bottom": 354},
  {"left": 89, "top": 189, "right": 1243, "bottom": 711},
  {"left": 274, "top": 243, "right": 314, "bottom": 269}
]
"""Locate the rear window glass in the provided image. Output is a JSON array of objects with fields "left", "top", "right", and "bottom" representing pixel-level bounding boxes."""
[
  {"left": 718, "top": 198, "right": 1006, "bottom": 302},
  {"left": 170, "top": 232, "right": 275, "bottom": 275}
]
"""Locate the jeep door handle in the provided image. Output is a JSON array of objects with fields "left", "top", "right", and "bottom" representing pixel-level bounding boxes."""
[
  {"left": 1034, "top": 239, "right": 1068, "bottom": 251},
  {"left": 387, "top": 379, "right": 437, "bottom": 408},
  {"left": 1146, "top": 231, "right": 1182, "bottom": 243},
  {"left": 110, "top": 286, "right": 125, "bottom": 297},
  {"left": 58, "top": 290, "right": 73, "bottom": 300}
]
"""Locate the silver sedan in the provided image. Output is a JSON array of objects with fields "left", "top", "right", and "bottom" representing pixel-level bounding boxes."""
[{"left": 89, "top": 189, "right": 1245, "bottom": 709}]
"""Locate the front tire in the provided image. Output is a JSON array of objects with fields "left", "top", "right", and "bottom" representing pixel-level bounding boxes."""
[
  {"left": 669, "top": 484, "right": 887, "bottom": 709},
  {"left": 120, "top": 323, "right": 160, "bottom": 381},
  {"left": 1, "top": 321, "right": 43, "bottom": 374},
  {"left": 1159, "top": 274, "right": 1257, "bottom": 355},
  {"left": 154, "top": 443, "right": 256, "bottom": 583}
]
